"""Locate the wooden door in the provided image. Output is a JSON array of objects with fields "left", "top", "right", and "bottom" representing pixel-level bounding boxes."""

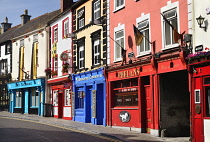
[
  {"left": 145, "top": 85, "right": 151, "bottom": 133},
  {"left": 58, "top": 92, "right": 63, "bottom": 118}
]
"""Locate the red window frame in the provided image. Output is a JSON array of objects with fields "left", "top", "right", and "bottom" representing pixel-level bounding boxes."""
[
  {"left": 52, "top": 24, "right": 58, "bottom": 43},
  {"left": 62, "top": 17, "right": 69, "bottom": 39}
]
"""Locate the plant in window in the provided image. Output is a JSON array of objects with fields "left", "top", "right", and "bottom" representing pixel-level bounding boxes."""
[
  {"left": 51, "top": 71, "right": 57, "bottom": 76},
  {"left": 62, "top": 62, "right": 69, "bottom": 69},
  {"left": 62, "top": 68, "right": 68, "bottom": 73},
  {"left": 186, "top": 51, "right": 210, "bottom": 64},
  {"left": 44, "top": 68, "right": 51, "bottom": 74}
]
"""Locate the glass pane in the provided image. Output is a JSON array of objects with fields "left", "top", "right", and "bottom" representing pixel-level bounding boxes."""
[
  {"left": 164, "top": 9, "right": 176, "bottom": 19},
  {"left": 172, "top": 18, "right": 178, "bottom": 44},
  {"left": 35, "top": 95, "right": 39, "bottom": 107},
  {"left": 145, "top": 29, "right": 150, "bottom": 51},
  {"left": 204, "top": 77, "right": 210, "bottom": 85},
  {"left": 138, "top": 21, "right": 149, "bottom": 29},
  {"left": 32, "top": 96, "right": 35, "bottom": 106},
  {"left": 195, "top": 90, "right": 200, "bottom": 103},
  {"left": 116, "top": 40, "right": 121, "bottom": 59},
  {"left": 116, "top": 31, "right": 123, "bottom": 39},
  {"left": 165, "top": 22, "right": 171, "bottom": 45}
]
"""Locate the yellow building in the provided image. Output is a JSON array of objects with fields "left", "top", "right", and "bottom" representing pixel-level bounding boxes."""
[{"left": 71, "top": 0, "right": 107, "bottom": 125}]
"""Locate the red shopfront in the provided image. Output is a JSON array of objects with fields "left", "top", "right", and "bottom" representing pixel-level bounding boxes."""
[
  {"left": 188, "top": 60, "right": 210, "bottom": 142},
  {"left": 106, "top": 50, "right": 190, "bottom": 137},
  {"left": 48, "top": 76, "right": 72, "bottom": 120}
]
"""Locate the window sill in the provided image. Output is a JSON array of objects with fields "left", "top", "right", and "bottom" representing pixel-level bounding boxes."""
[
  {"left": 111, "top": 107, "right": 139, "bottom": 110},
  {"left": 113, "top": 59, "right": 122, "bottom": 63},
  {"left": 162, "top": 44, "right": 179, "bottom": 51},
  {"left": 136, "top": 51, "right": 151, "bottom": 57},
  {"left": 113, "top": 5, "right": 125, "bottom": 13}
]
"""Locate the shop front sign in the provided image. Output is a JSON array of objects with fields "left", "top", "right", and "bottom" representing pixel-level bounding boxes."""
[{"left": 118, "top": 68, "right": 140, "bottom": 79}]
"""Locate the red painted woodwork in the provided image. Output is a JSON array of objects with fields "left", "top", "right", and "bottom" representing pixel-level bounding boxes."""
[
  {"left": 144, "top": 85, "right": 151, "bottom": 133},
  {"left": 111, "top": 108, "right": 140, "bottom": 127},
  {"left": 58, "top": 93, "right": 63, "bottom": 118}
]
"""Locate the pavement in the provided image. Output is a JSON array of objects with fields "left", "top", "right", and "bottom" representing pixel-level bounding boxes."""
[{"left": 0, "top": 111, "right": 190, "bottom": 142}]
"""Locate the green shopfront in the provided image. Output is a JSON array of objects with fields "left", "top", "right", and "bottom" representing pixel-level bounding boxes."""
[{"left": 7, "top": 78, "right": 45, "bottom": 115}]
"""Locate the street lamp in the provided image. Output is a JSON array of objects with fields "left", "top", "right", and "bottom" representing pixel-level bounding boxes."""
[{"left": 196, "top": 15, "right": 206, "bottom": 31}]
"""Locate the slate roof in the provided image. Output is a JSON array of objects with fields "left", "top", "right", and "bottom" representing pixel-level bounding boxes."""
[{"left": 0, "top": 9, "right": 61, "bottom": 44}]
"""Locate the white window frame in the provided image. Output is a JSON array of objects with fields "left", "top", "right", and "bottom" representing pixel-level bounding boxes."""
[
  {"left": 161, "top": 1, "right": 179, "bottom": 50},
  {"left": 195, "top": 89, "right": 201, "bottom": 104},
  {"left": 78, "top": 8, "right": 85, "bottom": 29},
  {"left": 93, "top": 39, "right": 100, "bottom": 65},
  {"left": 94, "top": 0, "right": 100, "bottom": 20},
  {"left": 54, "top": 56, "right": 58, "bottom": 72},
  {"left": 114, "top": 0, "right": 125, "bottom": 12},
  {"left": 114, "top": 24, "right": 125, "bottom": 62},
  {"left": 136, "top": 13, "right": 151, "bottom": 57},
  {"left": 79, "top": 45, "right": 84, "bottom": 69}
]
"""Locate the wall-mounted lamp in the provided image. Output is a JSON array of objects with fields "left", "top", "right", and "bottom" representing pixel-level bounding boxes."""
[
  {"left": 184, "top": 34, "right": 193, "bottom": 53},
  {"left": 196, "top": 15, "right": 206, "bottom": 31}
]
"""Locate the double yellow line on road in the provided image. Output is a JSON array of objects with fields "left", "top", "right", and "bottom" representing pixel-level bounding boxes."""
[{"left": 0, "top": 116, "right": 122, "bottom": 142}]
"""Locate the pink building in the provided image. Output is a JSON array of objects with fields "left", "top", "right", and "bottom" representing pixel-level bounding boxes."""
[{"left": 106, "top": 0, "right": 190, "bottom": 137}]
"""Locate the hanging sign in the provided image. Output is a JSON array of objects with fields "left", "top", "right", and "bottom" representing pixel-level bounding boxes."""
[
  {"left": 195, "top": 45, "right": 203, "bottom": 52},
  {"left": 60, "top": 52, "right": 69, "bottom": 61}
]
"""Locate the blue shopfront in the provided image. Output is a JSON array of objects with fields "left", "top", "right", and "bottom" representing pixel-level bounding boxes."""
[
  {"left": 72, "top": 68, "right": 106, "bottom": 126},
  {"left": 7, "top": 78, "right": 45, "bottom": 115}
]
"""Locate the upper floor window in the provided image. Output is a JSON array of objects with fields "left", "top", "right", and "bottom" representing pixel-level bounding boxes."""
[
  {"left": 114, "top": 24, "right": 125, "bottom": 61},
  {"left": 161, "top": 2, "right": 179, "bottom": 49},
  {"left": 20, "top": 39, "right": 24, "bottom": 47},
  {"left": 93, "top": 39, "right": 100, "bottom": 65},
  {"left": 137, "top": 19, "right": 150, "bottom": 55},
  {"left": 33, "top": 34, "right": 38, "bottom": 42},
  {"left": 77, "top": 7, "right": 85, "bottom": 29},
  {"left": 52, "top": 25, "right": 58, "bottom": 43},
  {"left": 114, "top": 0, "right": 125, "bottom": 11},
  {"left": 78, "top": 45, "right": 84, "bottom": 69},
  {"left": 63, "top": 18, "right": 69, "bottom": 38},
  {"left": 93, "top": 0, "right": 100, "bottom": 20},
  {"left": 5, "top": 44, "right": 11, "bottom": 54}
]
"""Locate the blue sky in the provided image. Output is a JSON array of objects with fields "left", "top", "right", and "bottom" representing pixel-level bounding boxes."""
[{"left": 0, "top": 0, "right": 60, "bottom": 27}]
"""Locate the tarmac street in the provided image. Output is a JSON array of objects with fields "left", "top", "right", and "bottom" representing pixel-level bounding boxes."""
[{"left": 0, "top": 111, "right": 190, "bottom": 142}]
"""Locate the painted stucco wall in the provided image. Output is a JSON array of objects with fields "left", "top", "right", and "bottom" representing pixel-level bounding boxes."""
[
  {"left": 75, "top": 0, "right": 103, "bottom": 69},
  {"left": 12, "top": 30, "right": 48, "bottom": 80},
  {"left": 50, "top": 11, "right": 73, "bottom": 76},
  {"left": 193, "top": 0, "right": 210, "bottom": 52},
  {"left": 108, "top": 0, "right": 188, "bottom": 64}
]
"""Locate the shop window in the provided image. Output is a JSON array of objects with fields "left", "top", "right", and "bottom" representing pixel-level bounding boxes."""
[
  {"left": 122, "top": 79, "right": 130, "bottom": 88},
  {"left": 31, "top": 88, "right": 39, "bottom": 107},
  {"left": 204, "top": 77, "right": 210, "bottom": 85},
  {"left": 53, "top": 90, "right": 58, "bottom": 106},
  {"left": 131, "top": 78, "right": 138, "bottom": 86},
  {"left": 114, "top": 89, "right": 138, "bottom": 107},
  {"left": 15, "top": 91, "right": 22, "bottom": 108},
  {"left": 206, "top": 87, "right": 210, "bottom": 117},
  {"left": 195, "top": 89, "right": 200, "bottom": 104},
  {"left": 114, "top": 80, "right": 121, "bottom": 88},
  {"left": 65, "top": 89, "right": 71, "bottom": 106},
  {"left": 76, "top": 91, "right": 84, "bottom": 109}
]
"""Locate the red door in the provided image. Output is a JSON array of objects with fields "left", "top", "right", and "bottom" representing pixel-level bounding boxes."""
[
  {"left": 144, "top": 85, "right": 151, "bottom": 133},
  {"left": 58, "top": 92, "right": 63, "bottom": 118}
]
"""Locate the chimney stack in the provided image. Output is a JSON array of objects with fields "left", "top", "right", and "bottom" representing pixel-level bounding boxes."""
[
  {"left": 60, "top": 0, "right": 74, "bottom": 12},
  {"left": 20, "top": 9, "right": 31, "bottom": 25},
  {"left": 1, "top": 17, "right": 12, "bottom": 33}
]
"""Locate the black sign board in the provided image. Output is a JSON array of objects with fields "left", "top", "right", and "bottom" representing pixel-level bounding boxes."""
[
  {"left": 128, "top": 52, "right": 134, "bottom": 58},
  {"left": 195, "top": 45, "right": 203, "bottom": 52}
]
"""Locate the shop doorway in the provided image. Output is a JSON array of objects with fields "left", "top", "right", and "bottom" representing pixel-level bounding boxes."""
[
  {"left": 141, "top": 76, "right": 151, "bottom": 133},
  {"left": 160, "top": 70, "right": 190, "bottom": 137},
  {"left": 58, "top": 92, "right": 63, "bottom": 118}
]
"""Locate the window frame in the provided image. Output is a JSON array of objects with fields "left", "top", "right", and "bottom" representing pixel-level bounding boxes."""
[
  {"left": 52, "top": 24, "right": 58, "bottom": 43},
  {"left": 64, "top": 89, "right": 71, "bottom": 106},
  {"left": 194, "top": 89, "right": 201, "bottom": 104},
  {"left": 114, "top": 0, "right": 125, "bottom": 12},
  {"left": 5, "top": 43, "right": 11, "bottom": 55},
  {"left": 136, "top": 14, "right": 151, "bottom": 57},
  {"left": 93, "top": 0, "right": 101, "bottom": 21},
  {"left": 62, "top": 17, "right": 69, "bottom": 38},
  {"left": 77, "top": 7, "right": 85, "bottom": 29},
  {"left": 114, "top": 24, "right": 125, "bottom": 62},
  {"left": 161, "top": 1, "right": 179, "bottom": 50}
]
